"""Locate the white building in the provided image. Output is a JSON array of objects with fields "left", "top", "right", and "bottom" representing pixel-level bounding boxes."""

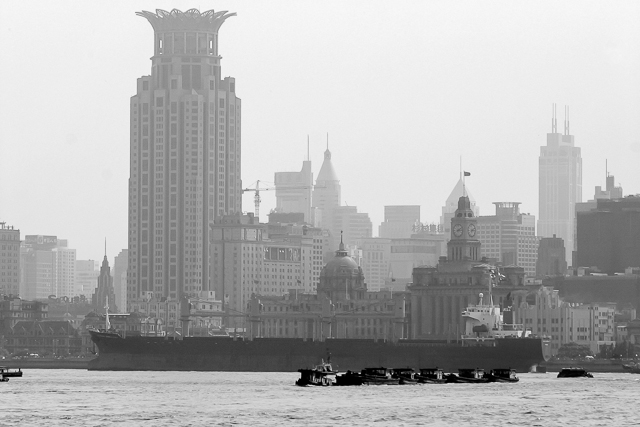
[{"left": 538, "top": 104, "right": 582, "bottom": 265}]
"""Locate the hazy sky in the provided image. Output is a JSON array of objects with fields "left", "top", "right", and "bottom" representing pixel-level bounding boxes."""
[{"left": 1, "top": 1, "right": 639, "bottom": 263}]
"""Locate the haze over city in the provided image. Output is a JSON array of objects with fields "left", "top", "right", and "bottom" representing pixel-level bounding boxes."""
[{"left": 1, "top": 1, "right": 639, "bottom": 262}]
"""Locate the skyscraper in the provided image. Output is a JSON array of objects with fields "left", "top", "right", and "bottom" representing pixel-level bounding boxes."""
[
  {"left": 0, "top": 222, "right": 20, "bottom": 297},
  {"left": 538, "top": 104, "right": 582, "bottom": 265},
  {"left": 128, "top": 9, "right": 241, "bottom": 307},
  {"left": 274, "top": 158, "right": 313, "bottom": 223},
  {"left": 312, "top": 147, "right": 341, "bottom": 230}
]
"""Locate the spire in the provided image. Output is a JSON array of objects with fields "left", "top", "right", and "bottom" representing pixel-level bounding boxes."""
[
  {"left": 564, "top": 105, "right": 570, "bottom": 135},
  {"left": 551, "top": 103, "right": 557, "bottom": 133},
  {"left": 307, "top": 135, "right": 310, "bottom": 161},
  {"left": 335, "top": 230, "right": 348, "bottom": 257}
]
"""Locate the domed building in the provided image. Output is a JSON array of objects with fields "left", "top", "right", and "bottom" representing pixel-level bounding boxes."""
[
  {"left": 317, "top": 236, "right": 366, "bottom": 302},
  {"left": 247, "top": 238, "right": 406, "bottom": 342}
]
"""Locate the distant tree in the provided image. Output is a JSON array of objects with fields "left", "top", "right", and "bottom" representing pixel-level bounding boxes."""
[{"left": 557, "top": 342, "right": 593, "bottom": 359}]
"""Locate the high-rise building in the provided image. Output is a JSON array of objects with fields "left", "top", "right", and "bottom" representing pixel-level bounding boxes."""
[
  {"left": 536, "top": 235, "right": 567, "bottom": 278},
  {"left": 209, "top": 213, "right": 320, "bottom": 315},
  {"left": 21, "top": 236, "right": 76, "bottom": 300},
  {"left": 538, "top": 104, "right": 582, "bottom": 266},
  {"left": 274, "top": 158, "right": 313, "bottom": 223},
  {"left": 0, "top": 222, "right": 20, "bottom": 297},
  {"left": 379, "top": 205, "right": 420, "bottom": 239},
  {"left": 476, "top": 202, "right": 538, "bottom": 277},
  {"left": 576, "top": 196, "right": 640, "bottom": 274},
  {"left": 75, "top": 260, "right": 99, "bottom": 299},
  {"left": 92, "top": 254, "right": 118, "bottom": 314},
  {"left": 112, "top": 249, "right": 128, "bottom": 313},
  {"left": 312, "top": 147, "right": 341, "bottom": 231},
  {"left": 128, "top": 9, "right": 241, "bottom": 307}
]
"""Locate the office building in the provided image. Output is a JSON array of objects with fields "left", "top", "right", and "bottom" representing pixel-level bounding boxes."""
[
  {"left": 75, "top": 260, "right": 99, "bottom": 299},
  {"left": 538, "top": 104, "right": 582, "bottom": 265},
  {"left": 92, "top": 253, "right": 118, "bottom": 314},
  {"left": 274, "top": 158, "right": 313, "bottom": 223},
  {"left": 21, "top": 236, "right": 76, "bottom": 300},
  {"left": 576, "top": 196, "right": 640, "bottom": 274},
  {"left": 0, "top": 222, "right": 20, "bottom": 297},
  {"left": 475, "top": 202, "right": 538, "bottom": 277},
  {"left": 128, "top": 9, "right": 241, "bottom": 308},
  {"left": 379, "top": 205, "right": 420, "bottom": 239},
  {"left": 112, "top": 249, "right": 128, "bottom": 313},
  {"left": 536, "top": 236, "right": 567, "bottom": 278}
]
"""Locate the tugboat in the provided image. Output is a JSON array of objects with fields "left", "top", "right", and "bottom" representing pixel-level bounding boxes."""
[
  {"left": 448, "top": 368, "right": 490, "bottom": 383},
  {"left": 0, "top": 367, "right": 23, "bottom": 382},
  {"left": 487, "top": 368, "right": 519, "bottom": 383},
  {"left": 415, "top": 368, "right": 447, "bottom": 384},
  {"left": 557, "top": 367, "right": 593, "bottom": 378},
  {"left": 390, "top": 368, "right": 418, "bottom": 384},
  {"left": 295, "top": 359, "right": 338, "bottom": 387}
]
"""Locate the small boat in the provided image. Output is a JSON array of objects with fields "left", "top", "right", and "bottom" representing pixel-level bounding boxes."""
[
  {"left": 449, "top": 368, "right": 490, "bottom": 383},
  {"left": 415, "top": 367, "right": 447, "bottom": 384},
  {"left": 557, "top": 367, "right": 593, "bottom": 378},
  {"left": 390, "top": 368, "right": 418, "bottom": 384},
  {"left": 295, "top": 359, "right": 337, "bottom": 386},
  {"left": 0, "top": 367, "right": 23, "bottom": 382},
  {"left": 487, "top": 368, "right": 519, "bottom": 383}
]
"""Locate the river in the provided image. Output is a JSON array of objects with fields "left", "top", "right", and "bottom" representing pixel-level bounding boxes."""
[{"left": 0, "top": 370, "right": 637, "bottom": 426}]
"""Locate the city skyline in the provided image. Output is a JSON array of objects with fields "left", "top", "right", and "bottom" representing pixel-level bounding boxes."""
[{"left": 1, "top": 1, "right": 639, "bottom": 263}]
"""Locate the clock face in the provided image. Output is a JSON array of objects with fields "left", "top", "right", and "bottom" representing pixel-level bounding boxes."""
[
  {"left": 453, "top": 223, "right": 463, "bottom": 237},
  {"left": 468, "top": 223, "right": 476, "bottom": 237}
]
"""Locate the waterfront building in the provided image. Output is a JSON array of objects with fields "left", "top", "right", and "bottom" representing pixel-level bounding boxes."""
[
  {"left": 576, "top": 196, "right": 640, "bottom": 274},
  {"left": 0, "top": 297, "right": 48, "bottom": 334},
  {"left": 210, "top": 213, "right": 321, "bottom": 316},
  {"left": 274, "top": 158, "right": 313, "bottom": 224},
  {"left": 128, "top": 9, "right": 241, "bottom": 308},
  {"left": 536, "top": 235, "right": 567, "bottom": 278},
  {"left": 513, "top": 287, "right": 615, "bottom": 355},
  {"left": 92, "top": 253, "right": 118, "bottom": 314},
  {"left": 538, "top": 104, "right": 582, "bottom": 266},
  {"left": 0, "top": 222, "right": 20, "bottom": 297},
  {"left": 246, "top": 238, "right": 406, "bottom": 341},
  {"left": 379, "top": 205, "right": 420, "bottom": 239},
  {"left": 3, "top": 319, "right": 82, "bottom": 357},
  {"left": 475, "top": 202, "right": 538, "bottom": 277},
  {"left": 410, "top": 195, "right": 526, "bottom": 339}
]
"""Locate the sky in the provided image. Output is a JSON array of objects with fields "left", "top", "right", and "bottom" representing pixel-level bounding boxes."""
[{"left": 1, "top": 1, "right": 639, "bottom": 263}]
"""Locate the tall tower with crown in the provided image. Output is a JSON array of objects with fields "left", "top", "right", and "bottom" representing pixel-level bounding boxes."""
[{"left": 447, "top": 196, "right": 481, "bottom": 263}]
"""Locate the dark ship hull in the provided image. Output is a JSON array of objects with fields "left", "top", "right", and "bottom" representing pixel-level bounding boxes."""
[{"left": 88, "top": 330, "right": 547, "bottom": 373}]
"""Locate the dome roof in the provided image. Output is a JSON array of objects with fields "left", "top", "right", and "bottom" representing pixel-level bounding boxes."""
[{"left": 321, "top": 238, "right": 360, "bottom": 276}]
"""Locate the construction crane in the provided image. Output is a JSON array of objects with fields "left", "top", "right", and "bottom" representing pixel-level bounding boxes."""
[
  {"left": 241, "top": 180, "right": 274, "bottom": 220},
  {"left": 241, "top": 180, "right": 317, "bottom": 221}
]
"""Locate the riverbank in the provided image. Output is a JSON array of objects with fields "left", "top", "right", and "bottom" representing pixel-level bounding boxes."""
[{"left": 1, "top": 358, "right": 92, "bottom": 369}]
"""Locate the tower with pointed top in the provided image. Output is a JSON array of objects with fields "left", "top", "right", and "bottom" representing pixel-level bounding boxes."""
[
  {"left": 128, "top": 9, "right": 241, "bottom": 307},
  {"left": 446, "top": 196, "right": 481, "bottom": 264},
  {"left": 538, "top": 104, "right": 582, "bottom": 265},
  {"left": 92, "top": 253, "right": 118, "bottom": 314},
  {"left": 440, "top": 178, "right": 479, "bottom": 238}
]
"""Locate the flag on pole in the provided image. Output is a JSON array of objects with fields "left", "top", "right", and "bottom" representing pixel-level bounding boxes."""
[{"left": 464, "top": 171, "right": 471, "bottom": 176}]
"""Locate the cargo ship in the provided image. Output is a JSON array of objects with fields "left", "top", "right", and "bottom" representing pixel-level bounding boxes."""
[
  {"left": 87, "top": 331, "right": 546, "bottom": 373},
  {"left": 88, "top": 290, "right": 549, "bottom": 373}
]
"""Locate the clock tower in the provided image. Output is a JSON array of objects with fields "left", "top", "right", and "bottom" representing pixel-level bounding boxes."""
[{"left": 448, "top": 196, "right": 481, "bottom": 262}]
